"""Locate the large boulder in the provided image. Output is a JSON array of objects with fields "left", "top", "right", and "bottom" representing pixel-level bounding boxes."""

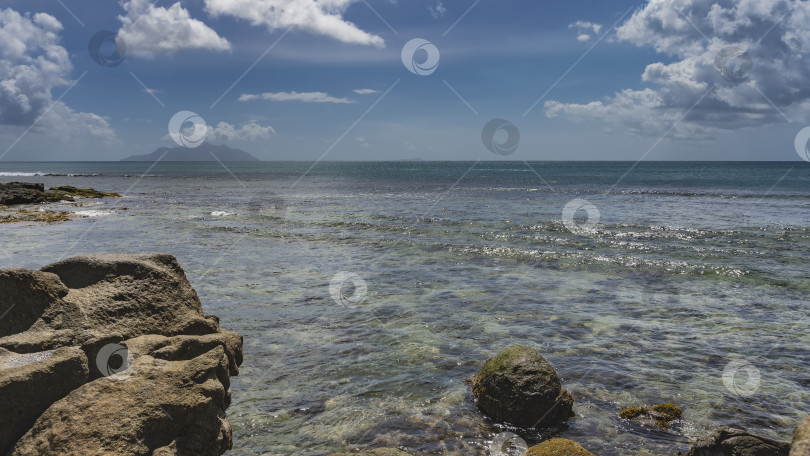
[
  {"left": 526, "top": 438, "right": 595, "bottom": 456},
  {"left": 0, "top": 254, "right": 243, "bottom": 456},
  {"left": 793, "top": 415, "right": 810, "bottom": 456},
  {"left": 0, "top": 182, "right": 50, "bottom": 205},
  {"left": 678, "top": 427, "right": 790, "bottom": 456},
  {"left": 472, "top": 345, "right": 574, "bottom": 428},
  {"left": 0, "top": 346, "right": 89, "bottom": 455},
  {"left": 10, "top": 346, "right": 234, "bottom": 456},
  {"left": 0, "top": 254, "right": 221, "bottom": 374}
]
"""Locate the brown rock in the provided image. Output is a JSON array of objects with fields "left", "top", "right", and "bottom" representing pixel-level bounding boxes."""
[
  {"left": 0, "top": 346, "right": 88, "bottom": 455},
  {"left": 472, "top": 345, "right": 574, "bottom": 428},
  {"left": 0, "top": 254, "right": 221, "bottom": 376},
  {"left": 9, "top": 346, "right": 234, "bottom": 456},
  {"left": 526, "top": 438, "right": 595, "bottom": 456},
  {"left": 792, "top": 415, "right": 810, "bottom": 456},
  {"left": 0, "top": 268, "right": 69, "bottom": 338}
]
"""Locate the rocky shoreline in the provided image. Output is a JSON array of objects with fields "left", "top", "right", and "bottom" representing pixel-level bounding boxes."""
[
  {"left": 0, "top": 181, "right": 120, "bottom": 223},
  {"left": 0, "top": 253, "right": 806, "bottom": 455},
  {"left": 0, "top": 254, "right": 242, "bottom": 455}
]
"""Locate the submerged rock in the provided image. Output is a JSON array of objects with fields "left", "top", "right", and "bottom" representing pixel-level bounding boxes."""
[
  {"left": 0, "top": 346, "right": 89, "bottom": 455},
  {"left": 618, "top": 403, "right": 682, "bottom": 430},
  {"left": 0, "top": 254, "right": 243, "bottom": 456},
  {"left": 678, "top": 427, "right": 790, "bottom": 456},
  {"left": 793, "top": 415, "right": 810, "bottom": 456},
  {"left": 328, "top": 449, "right": 413, "bottom": 456},
  {"left": 471, "top": 345, "right": 574, "bottom": 428},
  {"left": 526, "top": 438, "right": 595, "bottom": 456}
]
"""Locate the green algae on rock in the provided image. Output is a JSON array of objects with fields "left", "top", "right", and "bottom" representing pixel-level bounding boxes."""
[
  {"left": 619, "top": 403, "right": 683, "bottom": 430},
  {"left": 526, "top": 438, "right": 595, "bottom": 456},
  {"left": 471, "top": 345, "right": 574, "bottom": 428},
  {"left": 49, "top": 185, "right": 121, "bottom": 199}
]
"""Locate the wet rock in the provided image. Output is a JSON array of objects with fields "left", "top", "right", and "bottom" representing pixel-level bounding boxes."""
[
  {"left": 618, "top": 403, "right": 682, "bottom": 430},
  {"left": 792, "top": 415, "right": 810, "bottom": 456},
  {"left": 0, "top": 346, "right": 89, "bottom": 455},
  {"left": 471, "top": 345, "right": 574, "bottom": 428},
  {"left": 0, "top": 182, "right": 52, "bottom": 205},
  {"left": 678, "top": 427, "right": 790, "bottom": 456},
  {"left": 9, "top": 346, "right": 233, "bottom": 456},
  {"left": 49, "top": 185, "right": 120, "bottom": 199},
  {"left": 526, "top": 438, "right": 595, "bottom": 456}
]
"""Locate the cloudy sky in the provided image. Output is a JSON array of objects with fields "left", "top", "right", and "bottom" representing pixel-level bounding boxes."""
[{"left": 0, "top": 0, "right": 808, "bottom": 161}]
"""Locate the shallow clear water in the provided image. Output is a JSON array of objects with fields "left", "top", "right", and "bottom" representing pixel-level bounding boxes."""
[{"left": 1, "top": 161, "right": 808, "bottom": 455}]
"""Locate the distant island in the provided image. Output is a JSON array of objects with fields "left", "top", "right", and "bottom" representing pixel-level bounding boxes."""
[{"left": 121, "top": 143, "right": 260, "bottom": 162}]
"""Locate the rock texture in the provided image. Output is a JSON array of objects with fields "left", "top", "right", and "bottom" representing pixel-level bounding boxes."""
[
  {"left": 0, "top": 346, "right": 89, "bottom": 455},
  {"left": 526, "top": 438, "right": 595, "bottom": 456},
  {"left": 471, "top": 345, "right": 574, "bottom": 428},
  {"left": 0, "top": 254, "right": 243, "bottom": 456},
  {"left": 793, "top": 415, "right": 810, "bottom": 456},
  {"left": 678, "top": 427, "right": 790, "bottom": 456},
  {"left": 619, "top": 403, "right": 683, "bottom": 430}
]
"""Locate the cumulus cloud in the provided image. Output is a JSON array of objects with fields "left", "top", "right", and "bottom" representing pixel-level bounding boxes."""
[
  {"left": 569, "top": 20, "right": 602, "bottom": 42},
  {"left": 353, "top": 88, "right": 380, "bottom": 94},
  {"left": 207, "top": 120, "right": 276, "bottom": 142},
  {"left": 428, "top": 1, "right": 447, "bottom": 19},
  {"left": 204, "top": 0, "right": 384, "bottom": 48},
  {"left": 547, "top": 0, "right": 810, "bottom": 138},
  {"left": 0, "top": 8, "right": 117, "bottom": 154},
  {"left": 238, "top": 91, "right": 355, "bottom": 103},
  {"left": 117, "top": 0, "right": 230, "bottom": 57}
]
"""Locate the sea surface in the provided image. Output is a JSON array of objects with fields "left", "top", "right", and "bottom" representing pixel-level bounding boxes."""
[{"left": 1, "top": 161, "right": 808, "bottom": 455}]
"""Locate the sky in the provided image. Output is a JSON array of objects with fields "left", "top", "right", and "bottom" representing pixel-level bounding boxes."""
[{"left": 0, "top": 0, "right": 809, "bottom": 161}]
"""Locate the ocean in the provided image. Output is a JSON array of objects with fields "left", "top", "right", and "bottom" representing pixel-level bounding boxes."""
[{"left": 1, "top": 161, "right": 808, "bottom": 455}]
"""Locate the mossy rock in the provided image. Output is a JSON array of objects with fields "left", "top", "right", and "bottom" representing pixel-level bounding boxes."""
[
  {"left": 49, "top": 186, "right": 120, "bottom": 199},
  {"left": 472, "top": 345, "right": 574, "bottom": 428},
  {"left": 619, "top": 403, "right": 682, "bottom": 430},
  {"left": 526, "top": 438, "right": 595, "bottom": 456}
]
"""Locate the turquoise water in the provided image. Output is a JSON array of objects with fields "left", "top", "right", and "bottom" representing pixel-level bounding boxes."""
[{"left": 1, "top": 161, "right": 808, "bottom": 455}]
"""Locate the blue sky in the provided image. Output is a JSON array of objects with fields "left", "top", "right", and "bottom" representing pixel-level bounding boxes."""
[{"left": 0, "top": 0, "right": 808, "bottom": 161}]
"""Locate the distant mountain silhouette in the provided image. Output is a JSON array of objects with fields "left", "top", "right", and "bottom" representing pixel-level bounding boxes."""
[{"left": 121, "top": 143, "right": 260, "bottom": 161}]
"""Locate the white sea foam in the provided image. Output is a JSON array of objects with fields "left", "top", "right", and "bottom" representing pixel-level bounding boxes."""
[
  {"left": 0, "top": 172, "right": 100, "bottom": 177},
  {"left": 210, "top": 211, "right": 233, "bottom": 217},
  {"left": 74, "top": 210, "right": 113, "bottom": 217}
]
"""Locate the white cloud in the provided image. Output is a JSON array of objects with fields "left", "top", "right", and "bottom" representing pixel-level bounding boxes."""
[
  {"left": 569, "top": 20, "right": 602, "bottom": 42},
  {"left": 238, "top": 91, "right": 355, "bottom": 103},
  {"left": 207, "top": 120, "right": 276, "bottom": 141},
  {"left": 547, "top": 0, "right": 810, "bottom": 138},
  {"left": 428, "top": 1, "right": 447, "bottom": 19},
  {"left": 204, "top": 0, "right": 384, "bottom": 48},
  {"left": 0, "top": 8, "right": 117, "bottom": 155},
  {"left": 356, "top": 136, "right": 369, "bottom": 148},
  {"left": 353, "top": 88, "right": 380, "bottom": 95},
  {"left": 117, "top": 0, "right": 230, "bottom": 57}
]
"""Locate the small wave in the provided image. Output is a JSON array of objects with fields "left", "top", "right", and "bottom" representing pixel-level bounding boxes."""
[
  {"left": 74, "top": 210, "right": 113, "bottom": 217},
  {"left": 210, "top": 211, "right": 234, "bottom": 217},
  {"left": 0, "top": 171, "right": 101, "bottom": 177}
]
